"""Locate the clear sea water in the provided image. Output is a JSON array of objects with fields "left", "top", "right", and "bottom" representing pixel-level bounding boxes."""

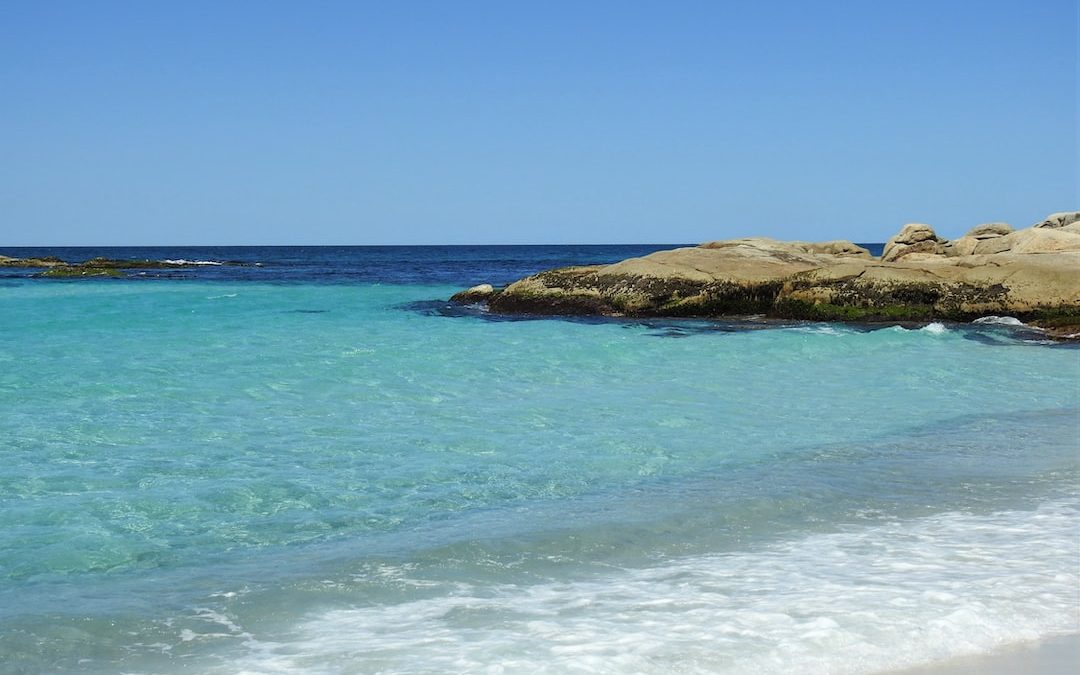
[{"left": 1, "top": 245, "right": 1077, "bottom": 674}]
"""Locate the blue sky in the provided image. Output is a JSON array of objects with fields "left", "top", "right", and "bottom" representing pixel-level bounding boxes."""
[{"left": 1, "top": 1, "right": 1076, "bottom": 245}]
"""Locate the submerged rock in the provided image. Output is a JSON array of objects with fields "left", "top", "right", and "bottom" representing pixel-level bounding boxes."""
[
  {"left": 74, "top": 257, "right": 239, "bottom": 269},
  {"left": 1, "top": 253, "right": 252, "bottom": 278},
  {"left": 38, "top": 266, "right": 123, "bottom": 278},
  {"left": 0, "top": 255, "right": 67, "bottom": 268}
]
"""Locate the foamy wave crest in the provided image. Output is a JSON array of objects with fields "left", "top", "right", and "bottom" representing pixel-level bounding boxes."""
[
  {"left": 972, "top": 316, "right": 1028, "bottom": 327},
  {"left": 794, "top": 324, "right": 847, "bottom": 336},
  {"left": 228, "top": 499, "right": 1079, "bottom": 674},
  {"left": 162, "top": 259, "right": 225, "bottom": 266},
  {"left": 920, "top": 322, "right": 948, "bottom": 334}
]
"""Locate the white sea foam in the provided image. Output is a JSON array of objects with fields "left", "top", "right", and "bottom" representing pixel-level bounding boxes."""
[
  {"left": 795, "top": 324, "right": 847, "bottom": 336},
  {"left": 972, "top": 316, "right": 1027, "bottom": 327},
  {"left": 885, "top": 323, "right": 950, "bottom": 335},
  {"left": 226, "top": 498, "right": 1080, "bottom": 675},
  {"left": 207, "top": 293, "right": 239, "bottom": 300},
  {"left": 162, "top": 259, "right": 225, "bottom": 266}
]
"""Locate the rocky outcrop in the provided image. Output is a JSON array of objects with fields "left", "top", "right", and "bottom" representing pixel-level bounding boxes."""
[
  {"left": 1005, "top": 227, "right": 1080, "bottom": 254},
  {"left": 946, "top": 221, "right": 1080, "bottom": 257},
  {"left": 454, "top": 212, "right": 1080, "bottom": 334},
  {"left": 776, "top": 252, "right": 1078, "bottom": 320},
  {"left": 881, "top": 224, "right": 946, "bottom": 262}
]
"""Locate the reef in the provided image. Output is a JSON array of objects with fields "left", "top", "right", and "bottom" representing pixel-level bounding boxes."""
[{"left": 0, "top": 255, "right": 250, "bottom": 278}]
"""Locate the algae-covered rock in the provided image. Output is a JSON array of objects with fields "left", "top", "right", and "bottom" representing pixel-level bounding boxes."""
[
  {"left": 77, "top": 257, "right": 195, "bottom": 269},
  {"left": 3, "top": 253, "right": 253, "bottom": 279},
  {"left": 38, "top": 267, "right": 123, "bottom": 278},
  {"left": 6, "top": 254, "right": 251, "bottom": 271},
  {"left": 0, "top": 255, "right": 68, "bottom": 268}
]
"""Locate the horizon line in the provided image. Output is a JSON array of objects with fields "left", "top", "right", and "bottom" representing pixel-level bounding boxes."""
[{"left": 1, "top": 240, "right": 888, "bottom": 248}]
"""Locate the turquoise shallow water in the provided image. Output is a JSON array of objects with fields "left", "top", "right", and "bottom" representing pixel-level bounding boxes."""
[{"left": 1, "top": 271, "right": 1078, "bottom": 673}]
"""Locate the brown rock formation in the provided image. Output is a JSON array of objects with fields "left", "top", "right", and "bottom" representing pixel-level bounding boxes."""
[{"left": 455, "top": 212, "right": 1080, "bottom": 333}]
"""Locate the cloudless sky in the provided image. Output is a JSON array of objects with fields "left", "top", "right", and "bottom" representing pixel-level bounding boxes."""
[{"left": 1, "top": 0, "right": 1076, "bottom": 245}]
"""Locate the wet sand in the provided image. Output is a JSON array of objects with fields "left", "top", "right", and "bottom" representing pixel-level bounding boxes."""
[{"left": 893, "top": 634, "right": 1080, "bottom": 674}]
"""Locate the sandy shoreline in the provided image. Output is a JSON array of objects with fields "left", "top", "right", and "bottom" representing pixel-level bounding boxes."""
[{"left": 891, "top": 634, "right": 1080, "bottom": 674}]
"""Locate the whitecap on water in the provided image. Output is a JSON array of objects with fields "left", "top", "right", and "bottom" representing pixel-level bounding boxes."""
[
  {"left": 972, "top": 316, "right": 1027, "bottom": 327},
  {"left": 794, "top": 324, "right": 848, "bottom": 336},
  {"left": 162, "top": 259, "right": 225, "bottom": 266}
]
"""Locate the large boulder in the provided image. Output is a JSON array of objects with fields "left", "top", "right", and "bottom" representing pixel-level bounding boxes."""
[
  {"left": 943, "top": 223, "right": 1014, "bottom": 256},
  {"left": 967, "top": 236, "right": 1016, "bottom": 256},
  {"left": 1005, "top": 227, "right": 1080, "bottom": 254},
  {"left": 947, "top": 225, "right": 1080, "bottom": 257},
  {"left": 881, "top": 224, "right": 945, "bottom": 262},
  {"left": 965, "top": 222, "right": 1013, "bottom": 239},
  {"left": 1033, "top": 211, "right": 1080, "bottom": 229}
]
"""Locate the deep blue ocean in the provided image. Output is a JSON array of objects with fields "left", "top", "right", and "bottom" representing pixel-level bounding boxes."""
[
  {"left": 1, "top": 244, "right": 719, "bottom": 286},
  {"left": 1, "top": 244, "right": 1076, "bottom": 674}
]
